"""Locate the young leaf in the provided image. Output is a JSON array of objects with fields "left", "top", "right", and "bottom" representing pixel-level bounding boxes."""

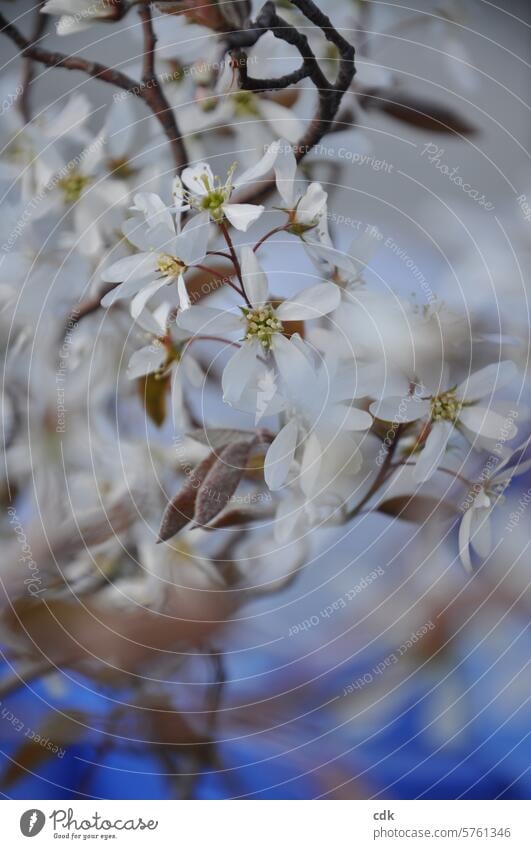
[
  {"left": 376, "top": 495, "right": 456, "bottom": 523},
  {"left": 194, "top": 439, "right": 257, "bottom": 527},
  {"left": 138, "top": 372, "right": 170, "bottom": 428},
  {"left": 158, "top": 452, "right": 218, "bottom": 542},
  {"left": 360, "top": 89, "right": 476, "bottom": 135},
  {"left": 187, "top": 428, "right": 256, "bottom": 450}
]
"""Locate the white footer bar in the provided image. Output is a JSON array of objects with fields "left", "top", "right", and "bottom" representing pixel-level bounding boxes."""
[{"left": 3, "top": 800, "right": 529, "bottom": 848}]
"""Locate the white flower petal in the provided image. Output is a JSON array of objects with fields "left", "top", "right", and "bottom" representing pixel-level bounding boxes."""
[
  {"left": 234, "top": 139, "right": 281, "bottom": 189},
  {"left": 223, "top": 202, "right": 264, "bottom": 231},
  {"left": 101, "top": 252, "right": 157, "bottom": 283},
  {"left": 469, "top": 504, "right": 492, "bottom": 558},
  {"left": 370, "top": 395, "right": 429, "bottom": 423},
  {"left": 274, "top": 494, "right": 306, "bottom": 544},
  {"left": 276, "top": 283, "right": 340, "bottom": 320},
  {"left": 346, "top": 228, "right": 381, "bottom": 276},
  {"left": 413, "top": 420, "right": 453, "bottom": 483},
  {"left": 183, "top": 355, "right": 205, "bottom": 388},
  {"left": 133, "top": 307, "right": 164, "bottom": 336},
  {"left": 47, "top": 92, "right": 91, "bottom": 140},
  {"left": 340, "top": 406, "right": 373, "bottom": 431},
  {"left": 127, "top": 344, "right": 166, "bottom": 380},
  {"left": 458, "top": 507, "right": 474, "bottom": 573},
  {"left": 304, "top": 240, "right": 359, "bottom": 275},
  {"left": 176, "top": 273, "right": 191, "bottom": 311},
  {"left": 460, "top": 406, "right": 517, "bottom": 440},
  {"left": 273, "top": 140, "right": 298, "bottom": 206},
  {"left": 173, "top": 212, "right": 210, "bottom": 266},
  {"left": 122, "top": 218, "right": 173, "bottom": 252},
  {"left": 130, "top": 192, "right": 175, "bottom": 233},
  {"left": 271, "top": 333, "right": 315, "bottom": 401},
  {"left": 456, "top": 360, "right": 518, "bottom": 401},
  {"left": 296, "top": 182, "right": 327, "bottom": 226},
  {"left": 171, "top": 175, "right": 185, "bottom": 211},
  {"left": 222, "top": 340, "right": 261, "bottom": 406},
  {"left": 153, "top": 302, "right": 172, "bottom": 330},
  {"left": 103, "top": 96, "right": 140, "bottom": 160},
  {"left": 130, "top": 278, "right": 168, "bottom": 319},
  {"left": 176, "top": 306, "right": 242, "bottom": 336},
  {"left": 101, "top": 275, "right": 154, "bottom": 308},
  {"left": 300, "top": 432, "right": 323, "bottom": 497},
  {"left": 259, "top": 101, "right": 304, "bottom": 145},
  {"left": 182, "top": 162, "right": 214, "bottom": 196},
  {"left": 264, "top": 419, "right": 298, "bottom": 490},
  {"left": 240, "top": 246, "right": 269, "bottom": 306}
]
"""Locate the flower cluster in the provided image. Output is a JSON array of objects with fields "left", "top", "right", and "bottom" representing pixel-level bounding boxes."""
[
  {"left": 93, "top": 136, "right": 526, "bottom": 573},
  {"left": 0, "top": 0, "right": 526, "bottom": 639}
]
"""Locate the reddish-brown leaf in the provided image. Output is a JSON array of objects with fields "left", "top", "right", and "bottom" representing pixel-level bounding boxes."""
[
  {"left": 158, "top": 452, "right": 218, "bottom": 542},
  {"left": 187, "top": 428, "right": 257, "bottom": 450},
  {"left": 138, "top": 372, "right": 169, "bottom": 427},
  {"left": 377, "top": 495, "right": 456, "bottom": 523},
  {"left": 194, "top": 440, "right": 256, "bottom": 527},
  {"left": 361, "top": 89, "right": 477, "bottom": 135},
  {"left": 208, "top": 508, "right": 267, "bottom": 529}
]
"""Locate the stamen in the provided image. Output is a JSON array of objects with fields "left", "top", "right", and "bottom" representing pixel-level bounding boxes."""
[
  {"left": 243, "top": 305, "right": 283, "bottom": 349},
  {"left": 430, "top": 390, "right": 461, "bottom": 423},
  {"left": 58, "top": 172, "right": 91, "bottom": 203},
  {"left": 157, "top": 254, "right": 185, "bottom": 277}
]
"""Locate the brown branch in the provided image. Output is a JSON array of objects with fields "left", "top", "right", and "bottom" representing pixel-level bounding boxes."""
[
  {"left": 0, "top": 8, "right": 187, "bottom": 171},
  {"left": 230, "top": 2, "right": 329, "bottom": 92},
  {"left": 19, "top": 0, "right": 48, "bottom": 123},
  {"left": 347, "top": 425, "right": 403, "bottom": 520},
  {"left": 137, "top": 4, "right": 188, "bottom": 170},
  {"left": 226, "top": 0, "right": 356, "bottom": 203}
]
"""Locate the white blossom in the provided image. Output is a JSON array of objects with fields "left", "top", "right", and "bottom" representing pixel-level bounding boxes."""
[
  {"left": 176, "top": 247, "right": 340, "bottom": 409},
  {"left": 264, "top": 336, "right": 371, "bottom": 492},
  {"left": 101, "top": 193, "right": 209, "bottom": 316},
  {"left": 371, "top": 361, "right": 519, "bottom": 483},
  {"left": 172, "top": 160, "right": 266, "bottom": 232},
  {"left": 459, "top": 445, "right": 531, "bottom": 572}
]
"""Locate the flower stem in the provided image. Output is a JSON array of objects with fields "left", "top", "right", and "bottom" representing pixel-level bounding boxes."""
[
  {"left": 191, "top": 264, "right": 246, "bottom": 299},
  {"left": 253, "top": 224, "right": 290, "bottom": 253},
  {"left": 218, "top": 221, "right": 252, "bottom": 308}
]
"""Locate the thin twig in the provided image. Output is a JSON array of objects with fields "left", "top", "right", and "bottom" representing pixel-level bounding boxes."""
[
  {"left": 19, "top": 0, "right": 47, "bottom": 123},
  {"left": 137, "top": 4, "right": 187, "bottom": 170},
  {"left": 192, "top": 264, "right": 245, "bottom": 298},
  {"left": 347, "top": 426, "right": 402, "bottom": 520},
  {"left": 253, "top": 224, "right": 289, "bottom": 252},
  {"left": 219, "top": 221, "right": 251, "bottom": 305},
  {"left": 0, "top": 8, "right": 186, "bottom": 171},
  {"left": 226, "top": 0, "right": 356, "bottom": 204}
]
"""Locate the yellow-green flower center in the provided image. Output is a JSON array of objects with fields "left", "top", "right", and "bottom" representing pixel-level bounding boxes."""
[
  {"left": 243, "top": 304, "right": 283, "bottom": 349},
  {"left": 107, "top": 156, "right": 136, "bottom": 179},
  {"left": 188, "top": 164, "right": 236, "bottom": 222},
  {"left": 430, "top": 390, "right": 461, "bottom": 422},
  {"left": 58, "top": 172, "right": 91, "bottom": 203},
  {"left": 200, "top": 189, "right": 227, "bottom": 218},
  {"left": 157, "top": 253, "right": 185, "bottom": 277},
  {"left": 6, "top": 139, "right": 28, "bottom": 162},
  {"left": 200, "top": 96, "right": 219, "bottom": 113},
  {"left": 232, "top": 91, "right": 260, "bottom": 117}
]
